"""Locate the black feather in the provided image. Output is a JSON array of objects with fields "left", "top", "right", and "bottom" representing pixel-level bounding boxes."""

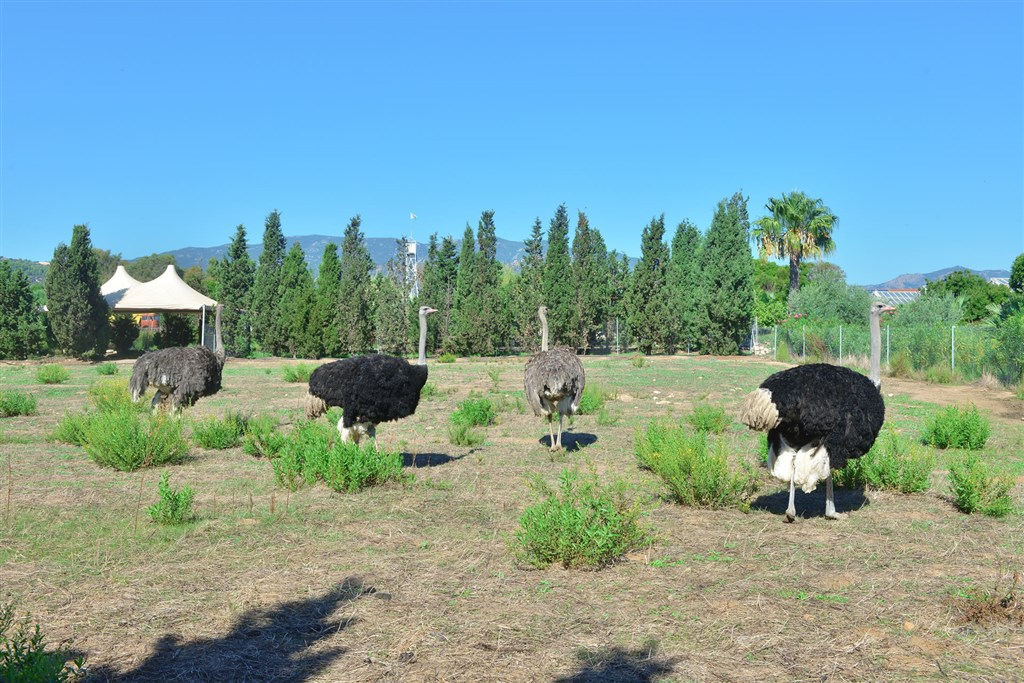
[
  {"left": 760, "top": 363, "right": 885, "bottom": 470},
  {"left": 130, "top": 346, "right": 224, "bottom": 410},
  {"left": 308, "top": 354, "right": 428, "bottom": 428}
]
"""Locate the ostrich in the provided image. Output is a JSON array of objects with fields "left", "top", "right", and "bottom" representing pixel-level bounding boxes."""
[
  {"left": 524, "top": 305, "right": 585, "bottom": 451},
  {"left": 305, "top": 306, "right": 438, "bottom": 448},
  {"left": 738, "top": 300, "right": 895, "bottom": 521},
  {"left": 130, "top": 308, "right": 225, "bottom": 412}
]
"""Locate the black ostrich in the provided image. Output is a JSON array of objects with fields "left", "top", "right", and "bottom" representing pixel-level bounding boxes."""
[
  {"left": 305, "top": 306, "right": 437, "bottom": 448},
  {"left": 130, "top": 310, "right": 225, "bottom": 412},
  {"left": 739, "top": 300, "right": 895, "bottom": 521}
]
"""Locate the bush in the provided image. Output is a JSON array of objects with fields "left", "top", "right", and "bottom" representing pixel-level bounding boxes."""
[
  {"left": 447, "top": 422, "right": 485, "bottom": 447},
  {"left": 95, "top": 362, "right": 119, "bottom": 376},
  {"left": 0, "top": 601, "right": 85, "bottom": 682},
  {"left": 888, "top": 348, "right": 913, "bottom": 378},
  {"left": 577, "top": 383, "right": 616, "bottom": 415},
  {"left": 486, "top": 367, "right": 501, "bottom": 392},
  {"left": 948, "top": 453, "right": 1016, "bottom": 517},
  {"left": 109, "top": 314, "right": 139, "bottom": 355},
  {"left": 629, "top": 353, "right": 646, "bottom": 368},
  {"left": 922, "top": 404, "right": 989, "bottom": 449},
  {"left": 513, "top": 468, "right": 651, "bottom": 569},
  {"left": 36, "top": 364, "right": 70, "bottom": 384},
  {"left": 82, "top": 409, "right": 189, "bottom": 471},
  {"left": 450, "top": 395, "right": 496, "bottom": 427},
  {"left": 147, "top": 471, "right": 196, "bottom": 525},
  {"left": 271, "top": 421, "right": 403, "bottom": 493},
  {"left": 0, "top": 392, "right": 36, "bottom": 417},
  {"left": 242, "top": 415, "right": 288, "bottom": 459},
  {"left": 635, "top": 421, "right": 758, "bottom": 510},
  {"left": 87, "top": 378, "right": 142, "bottom": 413},
  {"left": 924, "top": 364, "right": 956, "bottom": 385},
  {"left": 51, "top": 412, "right": 92, "bottom": 446},
  {"left": 832, "top": 428, "right": 935, "bottom": 493},
  {"left": 686, "top": 404, "right": 730, "bottom": 434},
  {"left": 437, "top": 352, "right": 457, "bottom": 364},
  {"left": 595, "top": 407, "right": 620, "bottom": 426},
  {"left": 192, "top": 412, "right": 248, "bottom": 449},
  {"left": 282, "top": 363, "right": 314, "bottom": 383}
]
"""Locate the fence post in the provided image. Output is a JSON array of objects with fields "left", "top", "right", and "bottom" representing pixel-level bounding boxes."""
[
  {"left": 615, "top": 318, "right": 619, "bottom": 354},
  {"left": 802, "top": 325, "right": 806, "bottom": 360},
  {"left": 773, "top": 326, "right": 778, "bottom": 360},
  {"left": 886, "top": 324, "right": 890, "bottom": 369},
  {"left": 951, "top": 325, "right": 956, "bottom": 372},
  {"left": 839, "top": 325, "right": 843, "bottom": 365}
]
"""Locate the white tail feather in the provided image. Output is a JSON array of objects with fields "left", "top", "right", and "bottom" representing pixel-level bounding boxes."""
[{"left": 738, "top": 388, "right": 780, "bottom": 431}]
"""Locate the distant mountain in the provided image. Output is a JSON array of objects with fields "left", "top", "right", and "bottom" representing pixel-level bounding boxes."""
[
  {"left": 863, "top": 266, "right": 1011, "bottom": 291},
  {"left": 0, "top": 257, "right": 48, "bottom": 284}
]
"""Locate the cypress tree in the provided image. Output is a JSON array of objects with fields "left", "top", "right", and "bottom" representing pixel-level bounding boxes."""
[
  {"left": 626, "top": 215, "right": 670, "bottom": 354},
  {"left": 513, "top": 218, "right": 546, "bottom": 351},
  {"left": 0, "top": 260, "right": 47, "bottom": 359},
  {"left": 312, "top": 242, "right": 342, "bottom": 357},
  {"left": 449, "top": 224, "right": 477, "bottom": 354},
  {"left": 542, "top": 204, "right": 573, "bottom": 347},
  {"left": 419, "top": 234, "right": 443, "bottom": 352},
  {"left": 431, "top": 235, "right": 460, "bottom": 352},
  {"left": 474, "top": 210, "right": 504, "bottom": 354},
  {"left": 221, "top": 225, "right": 255, "bottom": 357},
  {"left": 607, "top": 251, "right": 631, "bottom": 353},
  {"left": 374, "top": 239, "right": 415, "bottom": 355},
  {"left": 45, "top": 225, "right": 110, "bottom": 358},
  {"left": 570, "top": 211, "right": 610, "bottom": 353},
  {"left": 667, "top": 219, "right": 705, "bottom": 353},
  {"left": 251, "top": 209, "right": 287, "bottom": 354},
  {"left": 337, "top": 215, "right": 374, "bottom": 354},
  {"left": 701, "top": 192, "right": 754, "bottom": 355},
  {"left": 277, "top": 242, "right": 315, "bottom": 357}
]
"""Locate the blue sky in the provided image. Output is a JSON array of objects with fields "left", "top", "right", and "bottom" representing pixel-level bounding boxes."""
[{"left": 1, "top": 1, "right": 1021, "bottom": 285}]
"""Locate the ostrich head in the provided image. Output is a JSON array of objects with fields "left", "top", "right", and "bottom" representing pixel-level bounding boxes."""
[
  {"left": 419, "top": 306, "right": 438, "bottom": 317},
  {"left": 869, "top": 300, "right": 896, "bottom": 388},
  {"left": 870, "top": 301, "right": 896, "bottom": 318}
]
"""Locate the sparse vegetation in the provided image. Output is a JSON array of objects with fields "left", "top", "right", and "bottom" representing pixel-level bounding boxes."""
[
  {"left": 450, "top": 394, "right": 496, "bottom": 427},
  {"left": 271, "top": 421, "right": 403, "bottom": 493},
  {"left": 832, "top": 427, "right": 935, "bottom": 493},
  {"left": 36, "top": 364, "right": 70, "bottom": 384},
  {"left": 82, "top": 409, "right": 189, "bottom": 471},
  {"left": 95, "top": 362, "right": 119, "bottom": 375},
  {"left": 685, "top": 404, "right": 730, "bottom": 434},
  {"left": 282, "top": 363, "right": 314, "bottom": 383},
  {"left": 0, "top": 391, "right": 36, "bottom": 417},
  {"left": 922, "top": 404, "right": 990, "bottom": 449},
  {"left": 448, "top": 422, "right": 486, "bottom": 447},
  {"left": 629, "top": 353, "right": 646, "bottom": 368},
  {"left": 87, "top": 378, "right": 143, "bottom": 413},
  {"left": 242, "top": 415, "right": 288, "bottom": 459},
  {"left": 947, "top": 452, "right": 1016, "bottom": 517},
  {"left": 0, "top": 601, "right": 85, "bottom": 682},
  {"left": 147, "top": 471, "right": 197, "bottom": 525},
  {"left": 192, "top": 411, "right": 248, "bottom": 449},
  {"left": 577, "top": 383, "right": 616, "bottom": 415},
  {"left": 437, "top": 352, "right": 457, "bottom": 363}
]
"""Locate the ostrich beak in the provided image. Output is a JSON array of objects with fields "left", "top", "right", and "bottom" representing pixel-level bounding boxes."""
[
  {"left": 425, "top": 307, "right": 438, "bottom": 314},
  {"left": 881, "top": 305, "right": 896, "bottom": 314}
]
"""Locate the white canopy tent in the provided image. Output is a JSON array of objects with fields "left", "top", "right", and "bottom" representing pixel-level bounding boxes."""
[{"left": 100, "top": 264, "right": 221, "bottom": 350}]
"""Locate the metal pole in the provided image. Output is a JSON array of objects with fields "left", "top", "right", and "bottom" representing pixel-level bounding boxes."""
[
  {"left": 886, "top": 324, "right": 890, "bottom": 368},
  {"left": 773, "top": 326, "right": 778, "bottom": 360},
  {"left": 839, "top": 325, "right": 843, "bottom": 365},
  {"left": 201, "top": 305, "right": 206, "bottom": 347},
  {"left": 802, "top": 325, "right": 806, "bottom": 360},
  {"left": 951, "top": 325, "right": 956, "bottom": 372}
]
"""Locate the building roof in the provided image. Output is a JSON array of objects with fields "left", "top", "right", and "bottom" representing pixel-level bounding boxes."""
[
  {"left": 110, "top": 264, "right": 217, "bottom": 312},
  {"left": 989, "top": 277, "right": 1010, "bottom": 287},
  {"left": 870, "top": 289, "right": 921, "bottom": 306}
]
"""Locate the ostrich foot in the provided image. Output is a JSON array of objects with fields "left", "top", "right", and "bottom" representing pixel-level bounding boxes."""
[
  {"left": 785, "top": 477, "right": 797, "bottom": 522},
  {"left": 824, "top": 474, "right": 842, "bottom": 520}
]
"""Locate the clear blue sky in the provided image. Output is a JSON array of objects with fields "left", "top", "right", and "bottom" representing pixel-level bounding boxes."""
[{"left": 1, "top": 1, "right": 1021, "bottom": 285}]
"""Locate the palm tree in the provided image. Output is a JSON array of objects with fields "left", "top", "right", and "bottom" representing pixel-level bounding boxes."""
[{"left": 752, "top": 191, "right": 838, "bottom": 298}]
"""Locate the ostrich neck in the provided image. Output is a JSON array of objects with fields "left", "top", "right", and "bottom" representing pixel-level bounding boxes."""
[
  {"left": 869, "top": 311, "right": 882, "bottom": 388},
  {"left": 539, "top": 311, "right": 549, "bottom": 352},
  {"left": 418, "top": 312, "right": 428, "bottom": 365}
]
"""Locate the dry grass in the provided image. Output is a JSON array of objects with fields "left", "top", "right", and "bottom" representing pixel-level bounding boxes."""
[{"left": 1, "top": 354, "right": 1022, "bottom": 682}]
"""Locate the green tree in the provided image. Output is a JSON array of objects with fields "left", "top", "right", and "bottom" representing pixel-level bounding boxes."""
[
  {"left": 701, "top": 193, "right": 754, "bottom": 355},
  {"left": 420, "top": 234, "right": 459, "bottom": 353},
  {"left": 752, "top": 259, "right": 789, "bottom": 325},
  {"left": 923, "top": 270, "right": 1011, "bottom": 322},
  {"left": 251, "top": 209, "right": 287, "bottom": 354},
  {"left": 277, "top": 242, "right": 315, "bottom": 357},
  {"left": 789, "top": 263, "right": 872, "bottom": 325},
  {"left": 44, "top": 225, "right": 110, "bottom": 358},
  {"left": 752, "top": 191, "right": 838, "bottom": 298},
  {"left": 570, "top": 211, "right": 609, "bottom": 353},
  {"left": 374, "top": 239, "right": 416, "bottom": 355},
  {"left": 0, "top": 260, "right": 47, "bottom": 359},
  {"left": 512, "top": 218, "right": 546, "bottom": 352},
  {"left": 311, "top": 242, "right": 341, "bottom": 357},
  {"left": 1008, "top": 253, "right": 1024, "bottom": 293},
  {"left": 92, "top": 248, "right": 124, "bottom": 282},
  {"left": 449, "top": 224, "right": 477, "bottom": 354},
  {"left": 542, "top": 204, "right": 574, "bottom": 347},
  {"left": 666, "top": 219, "right": 705, "bottom": 353},
  {"left": 607, "top": 251, "right": 631, "bottom": 352},
  {"left": 126, "top": 253, "right": 181, "bottom": 281},
  {"left": 626, "top": 214, "right": 670, "bottom": 354},
  {"left": 337, "top": 215, "right": 374, "bottom": 354},
  {"left": 220, "top": 225, "right": 256, "bottom": 357},
  {"left": 450, "top": 211, "right": 504, "bottom": 355}
]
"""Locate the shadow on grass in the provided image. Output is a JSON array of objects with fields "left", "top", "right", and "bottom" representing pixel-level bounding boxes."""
[
  {"left": 402, "top": 452, "right": 465, "bottom": 468},
  {"left": 87, "top": 578, "right": 371, "bottom": 683},
  {"left": 752, "top": 487, "right": 870, "bottom": 519},
  {"left": 554, "top": 644, "right": 677, "bottom": 682},
  {"left": 539, "top": 432, "right": 598, "bottom": 452}
]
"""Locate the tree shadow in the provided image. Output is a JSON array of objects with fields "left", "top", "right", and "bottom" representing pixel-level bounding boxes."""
[
  {"left": 751, "top": 487, "right": 870, "bottom": 519},
  {"left": 539, "top": 432, "right": 598, "bottom": 452},
  {"left": 401, "top": 452, "right": 465, "bottom": 468},
  {"left": 554, "top": 644, "right": 678, "bottom": 682},
  {"left": 86, "top": 578, "right": 371, "bottom": 683}
]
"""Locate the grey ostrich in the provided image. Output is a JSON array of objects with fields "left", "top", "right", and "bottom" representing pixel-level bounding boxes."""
[
  {"left": 305, "top": 306, "right": 438, "bottom": 449},
  {"left": 523, "top": 305, "right": 585, "bottom": 451},
  {"left": 739, "top": 300, "right": 895, "bottom": 521},
  {"left": 130, "top": 307, "right": 226, "bottom": 412}
]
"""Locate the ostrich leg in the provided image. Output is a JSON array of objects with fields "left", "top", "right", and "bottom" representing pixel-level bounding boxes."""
[
  {"left": 785, "top": 477, "right": 797, "bottom": 522},
  {"left": 825, "top": 474, "right": 842, "bottom": 520},
  {"left": 557, "top": 413, "right": 564, "bottom": 450},
  {"left": 547, "top": 415, "right": 556, "bottom": 451}
]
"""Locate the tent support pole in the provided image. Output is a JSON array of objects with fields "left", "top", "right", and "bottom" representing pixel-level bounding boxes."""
[{"left": 201, "top": 306, "right": 207, "bottom": 347}]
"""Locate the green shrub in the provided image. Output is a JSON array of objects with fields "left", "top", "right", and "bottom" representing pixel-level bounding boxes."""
[
  {"left": 51, "top": 412, "right": 92, "bottom": 446},
  {"left": 486, "top": 367, "right": 501, "bottom": 392},
  {"left": 635, "top": 421, "right": 758, "bottom": 510},
  {"left": 492, "top": 393, "right": 526, "bottom": 414},
  {"left": 514, "top": 468, "right": 650, "bottom": 569},
  {"left": 686, "top": 404, "right": 730, "bottom": 434},
  {"left": 448, "top": 422, "right": 486, "bottom": 447},
  {"left": 451, "top": 395, "right": 496, "bottom": 427},
  {"left": 109, "top": 314, "right": 139, "bottom": 355},
  {"left": 577, "top": 383, "right": 616, "bottom": 415},
  {"left": 282, "top": 363, "right": 314, "bottom": 383},
  {"left": 191, "top": 411, "right": 248, "bottom": 449},
  {"left": 95, "top": 362, "right": 119, "bottom": 376},
  {"left": 242, "top": 415, "right": 288, "bottom": 459},
  {"left": 87, "top": 378, "right": 142, "bottom": 413},
  {"left": 83, "top": 409, "right": 189, "bottom": 471},
  {"left": 0, "top": 601, "right": 85, "bottom": 682},
  {"left": 147, "top": 471, "right": 196, "bottom": 525},
  {"left": 437, "top": 352, "right": 457, "bottom": 364},
  {"left": 832, "top": 428, "right": 935, "bottom": 493},
  {"left": 888, "top": 348, "right": 913, "bottom": 379},
  {"left": 948, "top": 453, "right": 1016, "bottom": 517},
  {"left": 0, "top": 392, "right": 36, "bottom": 417},
  {"left": 271, "top": 420, "right": 403, "bottom": 492},
  {"left": 595, "top": 407, "right": 620, "bottom": 426},
  {"left": 629, "top": 353, "right": 646, "bottom": 368},
  {"left": 36, "top": 364, "right": 70, "bottom": 385},
  {"left": 922, "top": 404, "right": 990, "bottom": 450},
  {"left": 924, "top": 364, "right": 956, "bottom": 385}
]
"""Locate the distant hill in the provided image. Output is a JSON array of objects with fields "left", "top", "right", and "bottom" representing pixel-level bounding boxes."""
[
  {"left": 0, "top": 257, "right": 48, "bottom": 284},
  {"left": 863, "top": 266, "right": 1011, "bottom": 290}
]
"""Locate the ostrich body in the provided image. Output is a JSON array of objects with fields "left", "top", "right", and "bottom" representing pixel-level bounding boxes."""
[
  {"left": 130, "top": 309, "right": 225, "bottom": 412},
  {"left": 739, "top": 300, "right": 895, "bottom": 520},
  {"left": 524, "top": 305, "right": 585, "bottom": 451},
  {"left": 306, "top": 306, "right": 437, "bottom": 446}
]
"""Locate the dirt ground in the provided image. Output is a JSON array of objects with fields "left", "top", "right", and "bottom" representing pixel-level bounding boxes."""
[{"left": 1, "top": 355, "right": 1022, "bottom": 682}]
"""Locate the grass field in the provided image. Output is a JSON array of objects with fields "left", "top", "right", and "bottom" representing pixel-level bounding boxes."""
[{"left": 1, "top": 354, "right": 1023, "bottom": 682}]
